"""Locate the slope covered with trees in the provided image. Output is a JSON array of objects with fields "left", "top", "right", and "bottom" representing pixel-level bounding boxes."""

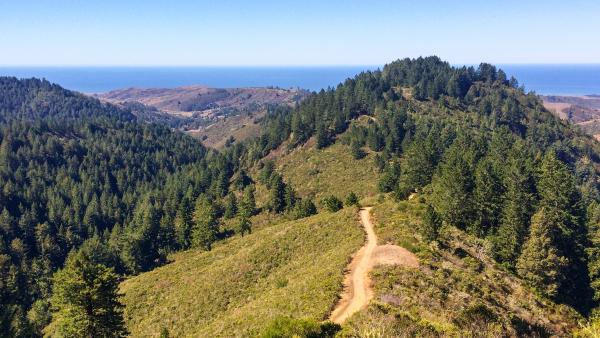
[{"left": 0, "top": 77, "right": 256, "bottom": 336}]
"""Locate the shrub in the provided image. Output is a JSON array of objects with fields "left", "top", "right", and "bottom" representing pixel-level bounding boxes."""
[
  {"left": 345, "top": 192, "right": 360, "bottom": 207},
  {"left": 261, "top": 317, "right": 340, "bottom": 338},
  {"left": 322, "top": 195, "right": 343, "bottom": 212}
]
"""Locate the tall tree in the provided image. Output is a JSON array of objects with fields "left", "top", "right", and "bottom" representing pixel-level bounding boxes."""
[
  {"left": 45, "top": 250, "right": 127, "bottom": 338},
  {"left": 191, "top": 196, "right": 218, "bottom": 251},
  {"left": 516, "top": 208, "right": 569, "bottom": 299}
]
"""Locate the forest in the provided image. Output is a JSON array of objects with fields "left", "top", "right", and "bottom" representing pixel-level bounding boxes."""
[{"left": 2, "top": 56, "right": 600, "bottom": 336}]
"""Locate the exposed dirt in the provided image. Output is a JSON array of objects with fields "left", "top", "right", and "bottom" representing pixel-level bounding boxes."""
[{"left": 329, "top": 207, "right": 419, "bottom": 324}]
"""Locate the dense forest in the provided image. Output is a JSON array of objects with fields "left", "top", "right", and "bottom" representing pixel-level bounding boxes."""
[
  {"left": 0, "top": 78, "right": 281, "bottom": 336},
  {"left": 2, "top": 56, "right": 600, "bottom": 336},
  {"left": 233, "top": 57, "right": 600, "bottom": 313}
]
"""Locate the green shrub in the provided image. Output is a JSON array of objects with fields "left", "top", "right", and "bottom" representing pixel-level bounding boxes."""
[
  {"left": 322, "top": 195, "right": 343, "bottom": 212},
  {"left": 261, "top": 317, "right": 340, "bottom": 338}
]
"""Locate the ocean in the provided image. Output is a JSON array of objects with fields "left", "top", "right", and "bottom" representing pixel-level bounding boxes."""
[{"left": 0, "top": 64, "right": 599, "bottom": 96}]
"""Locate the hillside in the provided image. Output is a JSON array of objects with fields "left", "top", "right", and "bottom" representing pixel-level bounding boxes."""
[
  {"left": 95, "top": 86, "right": 309, "bottom": 146},
  {"left": 542, "top": 95, "right": 600, "bottom": 139},
  {"left": 119, "top": 57, "right": 600, "bottom": 337},
  {"left": 120, "top": 208, "right": 364, "bottom": 337}
]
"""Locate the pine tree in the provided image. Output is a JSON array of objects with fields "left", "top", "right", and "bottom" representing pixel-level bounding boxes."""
[
  {"left": 421, "top": 205, "right": 442, "bottom": 242},
  {"left": 491, "top": 142, "right": 535, "bottom": 266},
  {"left": 350, "top": 141, "right": 365, "bottom": 160},
  {"left": 293, "top": 199, "right": 317, "bottom": 219},
  {"left": 45, "top": 250, "right": 127, "bottom": 338},
  {"left": 269, "top": 174, "right": 286, "bottom": 214},
  {"left": 345, "top": 192, "right": 360, "bottom": 207},
  {"left": 284, "top": 185, "right": 297, "bottom": 212},
  {"left": 236, "top": 215, "right": 252, "bottom": 237},
  {"left": 322, "top": 195, "right": 343, "bottom": 212},
  {"left": 472, "top": 158, "right": 504, "bottom": 236},
  {"left": 191, "top": 196, "right": 218, "bottom": 251},
  {"left": 431, "top": 142, "right": 475, "bottom": 229},
  {"left": 516, "top": 208, "right": 569, "bottom": 298},
  {"left": 239, "top": 185, "right": 257, "bottom": 217},
  {"left": 174, "top": 197, "right": 193, "bottom": 249},
  {"left": 223, "top": 193, "right": 238, "bottom": 219}
]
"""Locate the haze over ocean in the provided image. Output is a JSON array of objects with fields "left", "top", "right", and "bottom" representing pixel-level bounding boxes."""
[{"left": 0, "top": 64, "right": 599, "bottom": 95}]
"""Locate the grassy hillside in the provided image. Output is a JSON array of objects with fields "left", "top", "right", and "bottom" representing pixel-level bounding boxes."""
[
  {"left": 274, "top": 140, "right": 380, "bottom": 205},
  {"left": 189, "top": 111, "right": 264, "bottom": 149},
  {"left": 341, "top": 197, "right": 581, "bottom": 337},
  {"left": 120, "top": 208, "right": 363, "bottom": 337}
]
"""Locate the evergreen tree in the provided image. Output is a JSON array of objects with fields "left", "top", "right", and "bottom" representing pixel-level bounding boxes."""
[
  {"left": 472, "top": 158, "right": 504, "bottom": 236},
  {"left": 350, "top": 141, "right": 365, "bottom": 160},
  {"left": 174, "top": 197, "right": 193, "bottom": 249},
  {"left": 293, "top": 199, "right": 317, "bottom": 219},
  {"left": 322, "top": 195, "right": 343, "bottom": 212},
  {"left": 45, "top": 250, "right": 127, "bottom": 338},
  {"left": 239, "top": 185, "right": 257, "bottom": 217},
  {"left": 431, "top": 141, "right": 475, "bottom": 229},
  {"left": 284, "top": 185, "right": 297, "bottom": 212},
  {"left": 516, "top": 208, "right": 569, "bottom": 299},
  {"left": 345, "top": 192, "right": 360, "bottom": 207},
  {"left": 491, "top": 142, "right": 535, "bottom": 266},
  {"left": 191, "top": 196, "right": 218, "bottom": 251},
  {"left": 236, "top": 215, "right": 252, "bottom": 237},
  {"left": 269, "top": 174, "right": 286, "bottom": 214},
  {"left": 223, "top": 193, "right": 238, "bottom": 219},
  {"left": 421, "top": 205, "right": 442, "bottom": 242}
]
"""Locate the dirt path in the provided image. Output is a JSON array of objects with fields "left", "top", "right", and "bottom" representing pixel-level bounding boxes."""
[{"left": 329, "top": 207, "right": 418, "bottom": 324}]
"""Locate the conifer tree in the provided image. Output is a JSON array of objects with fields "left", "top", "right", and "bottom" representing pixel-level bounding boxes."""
[
  {"left": 236, "top": 215, "right": 252, "bottom": 237},
  {"left": 239, "top": 185, "right": 257, "bottom": 217},
  {"left": 516, "top": 208, "right": 569, "bottom": 299},
  {"left": 269, "top": 174, "right": 286, "bottom": 214},
  {"left": 174, "top": 197, "right": 193, "bottom": 249},
  {"left": 421, "top": 205, "right": 442, "bottom": 242},
  {"left": 191, "top": 196, "right": 218, "bottom": 251},
  {"left": 45, "top": 250, "right": 127, "bottom": 338},
  {"left": 223, "top": 193, "right": 238, "bottom": 219},
  {"left": 345, "top": 192, "right": 360, "bottom": 207}
]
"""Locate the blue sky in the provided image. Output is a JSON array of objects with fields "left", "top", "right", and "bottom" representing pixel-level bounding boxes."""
[{"left": 1, "top": 0, "right": 599, "bottom": 66}]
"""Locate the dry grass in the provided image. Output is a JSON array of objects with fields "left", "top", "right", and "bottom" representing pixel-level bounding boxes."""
[
  {"left": 120, "top": 208, "right": 363, "bottom": 337},
  {"left": 275, "top": 141, "right": 380, "bottom": 207}
]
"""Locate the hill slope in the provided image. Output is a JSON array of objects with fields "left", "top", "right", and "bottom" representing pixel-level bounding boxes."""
[{"left": 120, "top": 208, "right": 363, "bottom": 337}]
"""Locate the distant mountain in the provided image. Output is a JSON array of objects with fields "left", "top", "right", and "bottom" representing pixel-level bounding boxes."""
[{"left": 542, "top": 94, "right": 600, "bottom": 139}]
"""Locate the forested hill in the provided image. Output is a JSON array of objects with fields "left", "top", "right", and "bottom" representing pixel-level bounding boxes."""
[
  {"left": 0, "top": 77, "right": 238, "bottom": 336},
  {"left": 234, "top": 57, "right": 600, "bottom": 314},
  {"left": 0, "top": 77, "right": 134, "bottom": 122}
]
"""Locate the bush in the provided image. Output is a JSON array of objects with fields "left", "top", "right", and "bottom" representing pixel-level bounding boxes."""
[
  {"left": 322, "top": 195, "right": 343, "bottom": 212},
  {"left": 261, "top": 317, "right": 340, "bottom": 338},
  {"left": 294, "top": 199, "right": 317, "bottom": 219},
  {"left": 345, "top": 192, "right": 360, "bottom": 207}
]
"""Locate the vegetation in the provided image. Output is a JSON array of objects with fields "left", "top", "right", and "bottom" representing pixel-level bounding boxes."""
[
  {"left": 120, "top": 209, "right": 363, "bottom": 337},
  {"left": 4, "top": 55, "right": 600, "bottom": 336},
  {"left": 340, "top": 199, "right": 581, "bottom": 336}
]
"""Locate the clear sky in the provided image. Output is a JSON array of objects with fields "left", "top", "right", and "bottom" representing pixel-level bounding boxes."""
[{"left": 1, "top": 0, "right": 599, "bottom": 66}]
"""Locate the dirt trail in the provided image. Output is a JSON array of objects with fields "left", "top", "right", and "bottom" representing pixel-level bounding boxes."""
[{"left": 329, "top": 207, "right": 418, "bottom": 324}]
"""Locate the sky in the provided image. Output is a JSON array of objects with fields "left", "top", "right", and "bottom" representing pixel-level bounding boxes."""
[{"left": 1, "top": 0, "right": 599, "bottom": 66}]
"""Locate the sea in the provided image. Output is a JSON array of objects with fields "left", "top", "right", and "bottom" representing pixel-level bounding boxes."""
[{"left": 0, "top": 64, "right": 599, "bottom": 96}]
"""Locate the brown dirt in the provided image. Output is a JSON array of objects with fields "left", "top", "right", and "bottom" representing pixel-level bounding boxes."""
[{"left": 329, "top": 207, "right": 419, "bottom": 324}]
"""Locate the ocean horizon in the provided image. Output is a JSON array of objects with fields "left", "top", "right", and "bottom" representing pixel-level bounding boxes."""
[{"left": 0, "top": 64, "right": 599, "bottom": 96}]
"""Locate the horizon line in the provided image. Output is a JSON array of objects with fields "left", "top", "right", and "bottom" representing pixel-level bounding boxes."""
[{"left": 2, "top": 62, "right": 600, "bottom": 68}]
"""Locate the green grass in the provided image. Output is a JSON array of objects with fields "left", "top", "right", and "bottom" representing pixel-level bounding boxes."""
[
  {"left": 276, "top": 141, "right": 380, "bottom": 206},
  {"left": 120, "top": 208, "right": 363, "bottom": 337},
  {"left": 340, "top": 197, "right": 582, "bottom": 337}
]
